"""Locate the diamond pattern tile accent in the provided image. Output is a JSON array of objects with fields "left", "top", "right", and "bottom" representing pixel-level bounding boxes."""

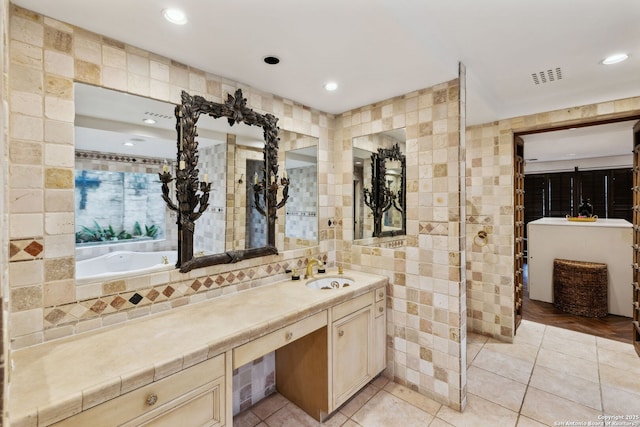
[
  {"left": 90, "top": 300, "right": 108, "bottom": 314},
  {"left": 9, "top": 239, "right": 45, "bottom": 262},
  {"left": 40, "top": 255, "right": 316, "bottom": 331},
  {"left": 129, "top": 293, "right": 143, "bottom": 305},
  {"left": 146, "top": 289, "right": 159, "bottom": 301},
  {"left": 111, "top": 296, "right": 127, "bottom": 309},
  {"left": 44, "top": 308, "right": 66, "bottom": 325}
]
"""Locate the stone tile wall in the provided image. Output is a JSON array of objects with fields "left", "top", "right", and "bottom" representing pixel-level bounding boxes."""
[
  {"left": 465, "top": 97, "right": 640, "bottom": 342},
  {"left": 6, "top": 5, "right": 332, "bottom": 349},
  {"left": 335, "top": 73, "right": 467, "bottom": 410},
  {"left": 1, "top": 0, "right": 8, "bottom": 424}
]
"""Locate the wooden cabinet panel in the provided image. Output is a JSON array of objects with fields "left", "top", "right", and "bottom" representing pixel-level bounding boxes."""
[
  {"left": 332, "top": 306, "right": 372, "bottom": 408},
  {"left": 126, "top": 379, "right": 224, "bottom": 427},
  {"left": 53, "top": 355, "right": 225, "bottom": 427}
]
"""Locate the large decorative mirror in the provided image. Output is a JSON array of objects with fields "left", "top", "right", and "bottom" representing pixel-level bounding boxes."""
[
  {"left": 353, "top": 129, "right": 406, "bottom": 243},
  {"left": 73, "top": 84, "right": 272, "bottom": 283},
  {"left": 165, "top": 90, "right": 285, "bottom": 272},
  {"left": 278, "top": 131, "right": 319, "bottom": 250}
]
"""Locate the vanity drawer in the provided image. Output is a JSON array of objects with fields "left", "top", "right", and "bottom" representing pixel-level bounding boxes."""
[
  {"left": 375, "top": 286, "right": 386, "bottom": 302},
  {"left": 233, "top": 310, "right": 327, "bottom": 369},
  {"left": 332, "top": 291, "right": 373, "bottom": 321},
  {"left": 53, "top": 354, "right": 225, "bottom": 427}
]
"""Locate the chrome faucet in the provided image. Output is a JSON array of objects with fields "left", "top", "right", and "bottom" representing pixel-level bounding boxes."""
[
  {"left": 305, "top": 258, "right": 323, "bottom": 279},
  {"left": 161, "top": 256, "right": 169, "bottom": 265}
]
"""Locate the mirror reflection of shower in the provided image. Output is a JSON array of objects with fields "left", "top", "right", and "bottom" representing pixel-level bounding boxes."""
[{"left": 352, "top": 128, "right": 407, "bottom": 241}]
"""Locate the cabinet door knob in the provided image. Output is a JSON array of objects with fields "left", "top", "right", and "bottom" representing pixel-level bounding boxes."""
[
  {"left": 146, "top": 394, "right": 158, "bottom": 406},
  {"left": 338, "top": 330, "right": 344, "bottom": 337},
  {"left": 378, "top": 306, "right": 384, "bottom": 313},
  {"left": 285, "top": 331, "right": 293, "bottom": 340},
  {"left": 378, "top": 291, "right": 384, "bottom": 298}
]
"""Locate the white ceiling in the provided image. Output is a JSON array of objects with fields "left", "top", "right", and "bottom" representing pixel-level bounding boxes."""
[
  {"left": 522, "top": 120, "right": 637, "bottom": 164},
  {"left": 12, "top": 0, "right": 640, "bottom": 127}
]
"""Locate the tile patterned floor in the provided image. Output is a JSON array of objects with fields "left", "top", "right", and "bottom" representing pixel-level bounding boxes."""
[{"left": 233, "top": 320, "right": 640, "bottom": 427}]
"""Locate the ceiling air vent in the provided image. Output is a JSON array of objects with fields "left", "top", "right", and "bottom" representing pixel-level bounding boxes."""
[
  {"left": 144, "top": 111, "right": 174, "bottom": 120},
  {"left": 531, "top": 67, "right": 563, "bottom": 85}
]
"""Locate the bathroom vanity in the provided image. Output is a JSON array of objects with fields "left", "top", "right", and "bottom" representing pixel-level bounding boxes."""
[{"left": 8, "top": 269, "right": 387, "bottom": 426}]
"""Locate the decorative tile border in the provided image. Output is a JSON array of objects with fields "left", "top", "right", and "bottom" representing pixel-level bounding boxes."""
[
  {"left": 9, "top": 239, "right": 44, "bottom": 261},
  {"left": 43, "top": 257, "right": 313, "bottom": 329}
]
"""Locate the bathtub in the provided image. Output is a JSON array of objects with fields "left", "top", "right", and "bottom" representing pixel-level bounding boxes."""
[{"left": 76, "top": 250, "right": 177, "bottom": 285}]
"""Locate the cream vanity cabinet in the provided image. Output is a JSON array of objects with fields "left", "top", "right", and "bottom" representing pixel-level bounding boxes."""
[
  {"left": 52, "top": 354, "right": 226, "bottom": 427},
  {"left": 276, "top": 285, "right": 387, "bottom": 420}
]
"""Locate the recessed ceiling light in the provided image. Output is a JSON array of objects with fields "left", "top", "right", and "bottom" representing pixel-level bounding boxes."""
[
  {"left": 163, "top": 8, "right": 187, "bottom": 25},
  {"left": 324, "top": 81, "right": 338, "bottom": 91},
  {"left": 123, "top": 141, "right": 134, "bottom": 147},
  {"left": 142, "top": 118, "right": 157, "bottom": 124},
  {"left": 263, "top": 56, "right": 280, "bottom": 65},
  {"left": 601, "top": 53, "right": 629, "bottom": 65}
]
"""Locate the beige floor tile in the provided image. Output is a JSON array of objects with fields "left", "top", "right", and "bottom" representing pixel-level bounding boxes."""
[
  {"left": 521, "top": 386, "right": 602, "bottom": 426},
  {"left": 599, "top": 364, "right": 640, "bottom": 396},
  {"left": 544, "top": 325, "right": 596, "bottom": 345},
  {"left": 340, "top": 420, "right": 363, "bottom": 427},
  {"left": 263, "top": 403, "right": 321, "bottom": 427},
  {"left": 529, "top": 365, "right": 601, "bottom": 410},
  {"left": 251, "top": 393, "right": 290, "bottom": 420},
  {"left": 467, "top": 365, "right": 527, "bottom": 412},
  {"left": 338, "top": 383, "right": 379, "bottom": 418},
  {"left": 233, "top": 410, "right": 261, "bottom": 427},
  {"left": 596, "top": 336, "right": 635, "bottom": 354},
  {"left": 466, "top": 343, "right": 483, "bottom": 367},
  {"left": 352, "top": 390, "right": 434, "bottom": 427},
  {"left": 383, "top": 381, "right": 442, "bottom": 415},
  {"left": 483, "top": 341, "right": 539, "bottom": 364},
  {"left": 601, "top": 384, "right": 640, "bottom": 416},
  {"left": 598, "top": 346, "right": 640, "bottom": 374},
  {"left": 516, "top": 415, "right": 548, "bottom": 427},
  {"left": 320, "top": 410, "right": 348, "bottom": 427},
  {"left": 370, "top": 374, "right": 390, "bottom": 389},
  {"left": 428, "top": 418, "right": 455, "bottom": 427},
  {"left": 436, "top": 393, "right": 518, "bottom": 427},
  {"left": 535, "top": 347, "right": 599, "bottom": 383},
  {"left": 541, "top": 333, "right": 597, "bottom": 362},
  {"left": 513, "top": 321, "right": 546, "bottom": 347},
  {"left": 472, "top": 347, "right": 534, "bottom": 384},
  {"left": 467, "top": 332, "right": 489, "bottom": 345}
]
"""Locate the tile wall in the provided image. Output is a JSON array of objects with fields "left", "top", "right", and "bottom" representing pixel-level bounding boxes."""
[
  {"left": 1, "top": 0, "right": 8, "bottom": 424},
  {"left": 194, "top": 143, "right": 226, "bottom": 254},
  {"left": 335, "top": 71, "right": 467, "bottom": 411},
  {"left": 465, "top": 97, "right": 640, "bottom": 342},
  {"left": 6, "top": 4, "right": 332, "bottom": 350}
]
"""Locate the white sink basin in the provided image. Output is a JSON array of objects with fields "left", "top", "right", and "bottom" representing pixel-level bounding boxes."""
[{"left": 305, "top": 276, "right": 354, "bottom": 290}]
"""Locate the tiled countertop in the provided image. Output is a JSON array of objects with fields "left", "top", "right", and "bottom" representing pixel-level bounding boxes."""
[{"left": 9, "top": 269, "right": 387, "bottom": 426}]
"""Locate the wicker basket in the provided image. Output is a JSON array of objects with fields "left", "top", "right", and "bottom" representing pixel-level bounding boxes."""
[{"left": 553, "top": 258, "right": 608, "bottom": 317}]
